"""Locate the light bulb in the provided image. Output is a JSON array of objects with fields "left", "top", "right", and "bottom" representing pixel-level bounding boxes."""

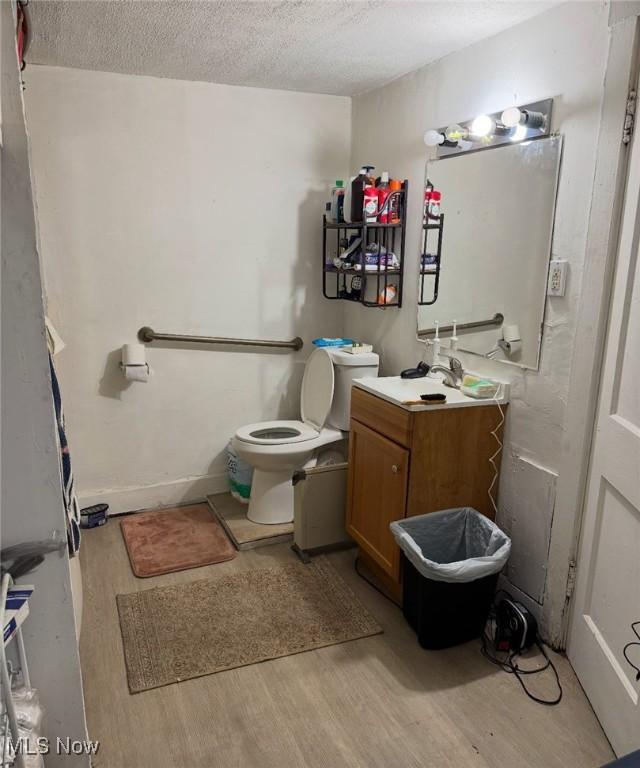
[
  {"left": 446, "top": 123, "right": 468, "bottom": 141},
  {"left": 510, "top": 124, "right": 527, "bottom": 142},
  {"left": 424, "top": 129, "right": 445, "bottom": 147},
  {"left": 501, "top": 106, "right": 522, "bottom": 128},
  {"left": 501, "top": 107, "right": 546, "bottom": 130},
  {"left": 470, "top": 114, "right": 494, "bottom": 138}
]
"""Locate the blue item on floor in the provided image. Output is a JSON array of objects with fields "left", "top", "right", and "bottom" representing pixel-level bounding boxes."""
[{"left": 80, "top": 503, "right": 108, "bottom": 529}]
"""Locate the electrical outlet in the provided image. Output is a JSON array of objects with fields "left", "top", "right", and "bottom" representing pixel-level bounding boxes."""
[{"left": 547, "top": 259, "right": 568, "bottom": 297}]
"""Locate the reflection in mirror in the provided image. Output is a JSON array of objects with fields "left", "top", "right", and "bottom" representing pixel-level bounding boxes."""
[{"left": 417, "top": 135, "right": 562, "bottom": 370}]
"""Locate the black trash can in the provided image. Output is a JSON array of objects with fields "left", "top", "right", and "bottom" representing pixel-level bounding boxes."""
[{"left": 390, "top": 507, "right": 511, "bottom": 650}]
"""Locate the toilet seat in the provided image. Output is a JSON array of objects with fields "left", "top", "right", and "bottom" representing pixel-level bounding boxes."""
[
  {"left": 300, "top": 348, "right": 335, "bottom": 431},
  {"left": 235, "top": 420, "right": 320, "bottom": 446},
  {"left": 235, "top": 349, "right": 337, "bottom": 447}
]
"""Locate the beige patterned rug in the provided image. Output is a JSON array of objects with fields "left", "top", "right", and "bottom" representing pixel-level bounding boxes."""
[{"left": 116, "top": 557, "right": 382, "bottom": 693}]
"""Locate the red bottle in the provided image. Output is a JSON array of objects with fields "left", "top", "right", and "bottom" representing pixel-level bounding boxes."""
[
  {"left": 377, "top": 172, "right": 391, "bottom": 223},
  {"left": 428, "top": 190, "right": 442, "bottom": 219}
]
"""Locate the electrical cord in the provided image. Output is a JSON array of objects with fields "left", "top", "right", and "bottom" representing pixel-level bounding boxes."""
[
  {"left": 480, "top": 600, "right": 563, "bottom": 706},
  {"left": 623, "top": 621, "right": 640, "bottom": 682},
  {"left": 355, "top": 555, "right": 562, "bottom": 704}
]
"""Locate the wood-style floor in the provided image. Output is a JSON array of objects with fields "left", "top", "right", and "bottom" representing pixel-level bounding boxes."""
[{"left": 80, "top": 520, "right": 614, "bottom": 768}]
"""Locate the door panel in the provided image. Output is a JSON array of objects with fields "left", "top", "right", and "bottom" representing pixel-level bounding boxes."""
[
  {"left": 568, "top": 71, "right": 640, "bottom": 756},
  {"left": 346, "top": 419, "right": 409, "bottom": 579}
]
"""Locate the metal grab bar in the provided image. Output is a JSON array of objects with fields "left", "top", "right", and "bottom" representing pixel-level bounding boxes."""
[
  {"left": 417, "top": 312, "right": 504, "bottom": 338},
  {"left": 138, "top": 326, "right": 303, "bottom": 351}
]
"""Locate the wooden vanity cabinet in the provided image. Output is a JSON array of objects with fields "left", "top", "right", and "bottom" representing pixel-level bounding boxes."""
[{"left": 346, "top": 387, "right": 506, "bottom": 600}]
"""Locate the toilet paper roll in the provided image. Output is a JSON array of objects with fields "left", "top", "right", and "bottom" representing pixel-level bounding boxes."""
[
  {"left": 122, "top": 364, "right": 150, "bottom": 382},
  {"left": 122, "top": 343, "right": 146, "bottom": 366},
  {"left": 503, "top": 324, "right": 522, "bottom": 343}
]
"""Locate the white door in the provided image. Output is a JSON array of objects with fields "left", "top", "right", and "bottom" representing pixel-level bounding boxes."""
[{"left": 568, "top": 79, "right": 640, "bottom": 757}]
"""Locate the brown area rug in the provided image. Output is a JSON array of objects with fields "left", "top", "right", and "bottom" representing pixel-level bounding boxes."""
[
  {"left": 120, "top": 504, "right": 236, "bottom": 578},
  {"left": 116, "top": 557, "right": 382, "bottom": 692}
]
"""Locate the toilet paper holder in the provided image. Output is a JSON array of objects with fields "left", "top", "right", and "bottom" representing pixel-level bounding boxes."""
[{"left": 120, "top": 343, "right": 151, "bottom": 381}]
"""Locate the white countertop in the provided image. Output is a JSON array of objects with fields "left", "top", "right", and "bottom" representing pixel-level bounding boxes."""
[{"left": 353, "top": 375, "right": 509, "bottom": 412}]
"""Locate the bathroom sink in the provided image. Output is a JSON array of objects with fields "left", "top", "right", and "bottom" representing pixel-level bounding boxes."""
[{"left": 353, "top": 375, "right": 509, "bottom": 411}]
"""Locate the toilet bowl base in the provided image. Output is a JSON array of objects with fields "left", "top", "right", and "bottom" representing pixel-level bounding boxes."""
[{"left": 247, "top": 468, "right": 294, "bottom": 525}]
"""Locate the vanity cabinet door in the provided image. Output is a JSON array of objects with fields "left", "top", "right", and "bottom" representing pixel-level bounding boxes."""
[{"left": 346, "top": 419, "right": 409, "bottom": 580}]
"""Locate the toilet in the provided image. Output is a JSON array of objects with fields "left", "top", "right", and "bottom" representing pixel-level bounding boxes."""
[{"left": 232, "top": 347, "right": 379, "bottom": 525}]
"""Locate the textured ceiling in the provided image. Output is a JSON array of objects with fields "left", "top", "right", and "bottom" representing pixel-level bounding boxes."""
[{"left": 26, "top": 1, "right": 559, "bottom": 96}]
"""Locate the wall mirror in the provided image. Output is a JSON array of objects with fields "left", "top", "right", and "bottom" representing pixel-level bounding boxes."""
[{"left": 416, "top": 134, "right": 562, "bottom": 370}]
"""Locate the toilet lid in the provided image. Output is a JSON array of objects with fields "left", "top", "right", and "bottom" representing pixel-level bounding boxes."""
[{"left": 300, "top": 348, "right": 334, "bottom": 431}]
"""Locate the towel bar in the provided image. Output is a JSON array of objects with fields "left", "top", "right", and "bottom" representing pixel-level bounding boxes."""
[
  {"left": 417, "top": 313, "right": 504, "bottom": 338},
  {"left": 138, "top": 327, "right": 303, "bottom": 351}
]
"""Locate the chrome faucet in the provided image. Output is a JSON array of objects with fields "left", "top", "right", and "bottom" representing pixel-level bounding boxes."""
[{"left": 430, "top": 357, "right": 464, "bottom": 388}]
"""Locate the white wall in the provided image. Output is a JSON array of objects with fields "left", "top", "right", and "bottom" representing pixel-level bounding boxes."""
[
  {"left": 1, "top": 3, "right": 88, "bottom": 763},
  {"left": 25, "top": 67, "right": 350, "bottom": 513},
  {"left": 347, "top": 2, "right": 609, "bottom": 617}
]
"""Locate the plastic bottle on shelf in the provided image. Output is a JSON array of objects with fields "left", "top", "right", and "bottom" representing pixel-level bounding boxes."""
[
  {"left": 428, "top": 190, "right": 442, "bottom": 220},
  {"left": 423, "top": 181, "right": 433, "bottom": 224},
  {"left": 343, "top": 177, "right": 354, "bottom": 223},
  {"left": 378, "top": 284, "right": 398, "bottom": 305},
  {"left": 330, "top": 180, "right": 345, "bottom": 223},
  {"left": 363, "top": 183, "right": 378, "bottom": 223},
  {"left": 351, "top": 165, "right": 375, "bottom": 222},
  {"left": 389, "top": 179, "right": 403, "bottom": 224},
  {"left": 377, "top": 172, "right": 391, "bottom": 223}
]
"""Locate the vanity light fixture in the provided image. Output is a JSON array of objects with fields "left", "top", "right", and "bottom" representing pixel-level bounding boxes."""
[{"left": 424, "top": 98, "right": 552, "bottom": 158}]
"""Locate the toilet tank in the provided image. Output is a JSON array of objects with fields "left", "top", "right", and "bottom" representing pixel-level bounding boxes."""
[{"left": 325, "top": 349, "right": 379, "bottom": 431}]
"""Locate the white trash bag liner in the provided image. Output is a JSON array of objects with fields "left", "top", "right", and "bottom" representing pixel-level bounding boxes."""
[{"left": 390, "top": 507, "right": 511, "bottom": 583}]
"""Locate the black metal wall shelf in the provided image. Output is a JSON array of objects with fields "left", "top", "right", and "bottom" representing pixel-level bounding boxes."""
[
  {"left": 322, "top": 181, "right": 408, "bottom": 309},
  {"left": 418, "top": 213, "right": 444, "bottom": 306}
]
